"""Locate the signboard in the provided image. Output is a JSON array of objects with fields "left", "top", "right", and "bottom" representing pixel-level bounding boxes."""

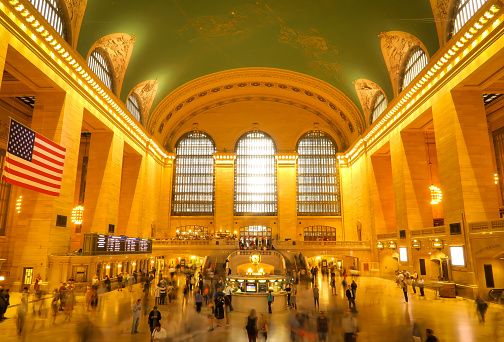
[{"left": 82, "top": 233, "right": 152, "bottom": 255}]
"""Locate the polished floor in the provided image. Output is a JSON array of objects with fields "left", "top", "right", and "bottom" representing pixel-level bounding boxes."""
[{"left": 1, "top": 274, "right": 503, "bottom": 342}]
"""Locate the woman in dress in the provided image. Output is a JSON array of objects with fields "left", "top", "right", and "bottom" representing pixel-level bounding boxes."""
[
  {"left": 214, "top": 294, "right": 225, "bottom": 328},
  {"left": 246, "top": 309, "right": 258, "bottom": 342}
]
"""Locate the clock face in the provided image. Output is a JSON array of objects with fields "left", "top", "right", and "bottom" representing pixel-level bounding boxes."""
[{"left": 251, "top": 254, "right": 260, "bottom": 264}]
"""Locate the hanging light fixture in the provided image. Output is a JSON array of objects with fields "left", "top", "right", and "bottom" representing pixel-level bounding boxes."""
[{"left": 426, "top": 132, "right": 442, "bottom": 205}]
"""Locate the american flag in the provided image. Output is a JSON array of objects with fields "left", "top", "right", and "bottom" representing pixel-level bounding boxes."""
[{"left": 2, "top": 120, "right": 66, "bottom": 196}]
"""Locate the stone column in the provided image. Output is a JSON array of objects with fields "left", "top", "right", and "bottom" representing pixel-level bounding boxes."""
[
  {"left": 117, "top": 152, "right": 143, "bottom": 236},
  {"left": 275, "top": 153, "right": 298, "bottom": 241},
  {"left": 214, "top": 153, "right": 236, "bottom": 234},
  {"left": 370, "top": 154, "right": 396, "bottom": 234},
  {"left": 82, "top": 131, "right": 124, "bottom": 235},
  {"left": 11, "top": 92, "right": 84, "bottom": 281},
  {"left": 432, "top": 90, "right": 499, "bottom": 224},
  {"left": 390, "top": 130, "right": 433, "bottom": 232},
  {"left": 158, "top": 154, "right": 175, "bottom": 237}
]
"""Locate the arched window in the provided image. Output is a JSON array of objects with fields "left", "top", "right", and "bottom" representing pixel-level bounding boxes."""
[
  {"left": 370, "top": 92, "right": 387, "bottom": 124},
  {"left": 451, "top": 0, "right": 488, "bottom": 38},
  {"left": 88, "top": 49, "right": 115, "bottom": 93},
  {"left": 127, "top": 93, "right": 142, "bottom": 123},
  {"left": 235, "top": 131, "right": 277, "bottom": 215},
  {"left": 400, "top": 47, "right": 428, "bottom": 92},
  {"left": 303, "top": 226, "right": 336, "bottom": 241},
  {"left": 297, "top": 130, "right": 340, "bottom": 215},
  {"left": 172, "top": 131, "right": 216, "bottom": 215},
  {"left": 176, "top": 225, "right": 209, "bottom": 238},
  {"left": 28, "top": 0, "right": 67, "bottom": 40}
]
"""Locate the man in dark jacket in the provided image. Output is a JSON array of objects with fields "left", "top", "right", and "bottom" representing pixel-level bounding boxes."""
[
  {"left": 345, "top": 285, "right": 357, "bottom": 312},
  {"left": 148, "top": 306, "right": 162, "bottom": 334},
  {"left": 425, "top": 329, "right": 439, "bottom": 342}
]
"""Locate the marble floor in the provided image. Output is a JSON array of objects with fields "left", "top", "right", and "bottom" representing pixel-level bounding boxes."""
[{"left": 1, "top": 274, "right": 502, "bottom": 342}]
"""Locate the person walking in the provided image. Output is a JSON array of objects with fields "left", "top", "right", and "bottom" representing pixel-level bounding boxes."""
[
  {"left": 346, "top": 285, "right": 357, "bottom": 312},
  {"left": 425, "top": 328, "right": 439, "bottom": 342},
  {"left": 104, "top": 276, "right": 111, "bottom": 292},
  {"left": 246, "top": 309, "right": 258, "bottom": 342},
  {"left": 475, "top": 296, "right": 488, "bottom": 323},
  {"left": 131, "top": 299, "right": 142, "bottom": 334},
  {"left": 411, "top": 271, "right": 418, "bottom": 294},
  {"left": 418, "top": 277, "right": 425, "bottom": 297},
  {"left": 17, "top": 287, "right": 29, "bottom": 337},
  {"left": 351, "top": 280, "right": 358, "bottom": 294},
  {"left": 167, "top": 282, "right": 174, "bottom": 304},
  {"left": 195, "top": 290, "right": 203, "bottom": 313},
  {"left": 182, "top": 284, "right": 189, "bottom": 306},
  {"left": 313, "top": 284, "right": 320, "bottom": 308},
  {"left": 117, "top": 273, "right": 123, "bottom": 291},
  {"left": 148, "top": 306, "right": 162, "bottom": 334},
  {"left": 154, "top": 283, "right": 162, "bottom": 305},
  {"left": 317, "top": 311, "right": 330, "bottom": 342},
  {"left": 225, "top": 282, "right": 233, "bottom": 310},
  {"left": 214, "top": 294, "right": 226, "bottom": 328},
  {"left": 267, "top": 290, "right": 274, "bottom": 314},
  {"left": 127, "top": 273, "right": 134, "bottom": 291},
  {"left": 258, "top": 313, "right": 268, "bottom": 341},
  {"left": 290, "top": 286, "right": 297, "bottom": 310},
  {"left": 402, "top": 280, "right": 408, "bottom": 303},
  {"left": 330, "top": 276, "right": 337, "bottom": 296},
  {"left": 342, "top": 309, "right": 358, "bottom": 342}
]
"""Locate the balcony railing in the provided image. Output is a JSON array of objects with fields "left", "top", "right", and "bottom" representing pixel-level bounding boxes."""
[
  {"left": 410, "top": 226, "right": 446, "bottom": 237},
  {"left": 469, "top": 218, "right": 504, "bottom": 233},
  {"left": 276, "top": 240, "right": 369, "bottom": 248},
  {"left": 376, "top": 232, "right": 397, "bottom": 240}
]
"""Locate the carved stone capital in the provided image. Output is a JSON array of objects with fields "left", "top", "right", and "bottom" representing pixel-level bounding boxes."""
[{"left": 130, "top": 79, "right": 158, "bottom": 125}]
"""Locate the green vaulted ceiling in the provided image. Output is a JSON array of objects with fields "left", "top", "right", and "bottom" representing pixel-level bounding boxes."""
[{"left": 77, "top": 0, "right": 439, "bottom": 120}]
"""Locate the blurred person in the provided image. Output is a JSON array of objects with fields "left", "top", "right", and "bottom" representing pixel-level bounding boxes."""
[
  {"left": 346, "top": 285, "right": 357, "bottom": 312},
  {"left": 412, "top": 270, "right": 418, "bottom": 294},
  {"left": 290, "top": 286, "right": 297, "bottom": 310},
  {"left": 182, "top": 284, "right": 189, "bottom": 306},
  {"left": 50, "top": 288, "right": 59, "bottom": 324},
  {"left": 313, "top": 284, "right": 320, "bottom": 308},
  {"left": 246, "top": 309, "right": 258, "bottom": 342},
  {"left": 475, "top": 296, "right": 488, "bottom": 323},
  {"left": 90, "top": 287, "right": 98, "bottom": 313},
  {"left": 117, "top": 273, "right": 123, "bottom": 291},
  {"left": 285, "top": 283, "right": 291, "bottom": 307},
  {"left": 164, "top": 312, "right": 178, "bottom": 341},
  {"left": 402, "top": 280, "right": 408, "bottom": 303},
  {"left": 148, "top": 305, "right": 162, "bottom": 334},
  {"left": 64, "top": 287, "right": 75, "bottom": 321},
  {"left": 418, "top": 277, "right": 425, "bottom": 297},
  {"left": 425, "top": 328, "right": 439, "bottom": 342},
  {"left": 59, "top": 282, "right": 67, "bottom": 310},
  {"left": 85, "top": 286, "right": 93, "bottom": 311},
  {"left": 317, "top": 311, "right": 329, "bottom": 342},
  {"left": 152, "top": 322, "right": 167, "bottom": 341},
  {"left": 214, "top": 293, "right": 226, "bottom": 328},
  {"left": 167, "top": 282, "right": 174, "bottom": 304},
  {"left": 155, "top": 283, "right": 162, "bottom": 305},
  {"left": 225, "top": 282, "right": 234, "bottom": 310},
  {"left": 258, "top": 313, "right": 268, "bottom": 341},
  {"left": 206, "top": 300, "right": 215, "bottom": 331},
  {"left": 91, "top": 275, "right": 99, "bottom": 290},
  {"left": 17, "top": 287, "right": 29, "bottom": 336},
  {"left": 127, "top": 273, "right": 134, "bottom": 291},
  {"left": 224, "top": 293, "right": 231, "bottom": 325},
  {"left": 288, "top": 312, "right": 301, "bottom": 341},
  {"left": 143, "top": 279, "right": 151, "bottom": 297},
  {"left": 160, "top": 282, "right": 167, "bottom": 305},
  {"left": 131, "top": 298, "right": 142, "bottom": 334},
  {"left": 0, "top": 288, "right": 6, "bottom": 321},
  {"left": 204, "top": 284, "right": 210, "bottom": 305},
  {"left": 351, "top": 280, "right": 357, "bottom": 294},
  {"left": 195, "top": 290, "right": 203, "bottom": 313},
  {"left": 267, "top": 289, "right": 274, "bottom": 314},
  {"left": 104, "top": 275, "right": 111, "bottom": 292},
  {"left": 330, "top": 276, "right": 336, "bottom": 296},
  {"left": 341, "top": 309, "right": 358, "bottom": 342}
]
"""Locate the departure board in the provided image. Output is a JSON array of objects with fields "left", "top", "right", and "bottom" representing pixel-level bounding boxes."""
[{"left": 83, "top": 233, "right": 152, "bottom": 255}]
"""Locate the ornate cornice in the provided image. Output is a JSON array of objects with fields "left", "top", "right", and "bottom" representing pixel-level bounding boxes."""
[
  {"left": 379, "top": 31, "right": 430, "bottom": 97},
  {"left": 87, "top": 33, "right": 136, "bottom": 96},
  {"left": 149, "top": 68, "right": 364, "bottom": 150},
  {"left": 162, "top": 95, "right": 350, "bottom": 152}
]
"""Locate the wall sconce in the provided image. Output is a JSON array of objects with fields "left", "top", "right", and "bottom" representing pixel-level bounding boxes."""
[
  {"left": 105, "top": 265, "right": 110, "bottom": 269},
  {"left": 431, "top": 238, "right": 444, "bottom": 249},
  {"left": 495, "top": 174, "right": 499, "bottom": 185},
  {"left": 377, "top": 242, "right": 384, "bottom": 250},
  {"left": 118, "top": 264, "right": 122, "bottom": 268},
  {"left": 412, "top": 240, "right": 421, "bottom": 249},
  {"left": 388, "top": 241, "right": 397, "bottom": 249},
  {"left": 151, "top": 260, "right": 155, "bottom": 264},
  {"left": 132, "top": 262, "right": 136, "bottom": 266}
]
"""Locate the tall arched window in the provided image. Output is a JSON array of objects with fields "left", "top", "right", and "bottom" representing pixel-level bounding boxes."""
[
  {"left": 400, "top": 46, "right": 428, "bottom": 92},
  {"left": 127, "top": 93, "right": 142, "bottom": 123},
  {"left": 88, "top": 49, "right": 115, "bottom": 93},
  {"left": 172, "top": 131, "right": 216, "bottom": 215},
  {"left": 28, "top": 0, "right": 67, "bottom": 40},
  {"left": 235, "top": 131, "right": 277, "bottom": 215},
  {"left": 370, "top": 91, "right": 387, "bottom": 124},
  {"left": 297, "top": 130, "right": 340, "bottom": 215},
  {"left": 451, "top": 0, "right": 488, "bottom": 38},
  {"left": 303, "top": 226, "right": 336, "bottom": 241}
]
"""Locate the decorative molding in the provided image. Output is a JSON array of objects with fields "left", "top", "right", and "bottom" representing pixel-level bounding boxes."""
[
  {"left": 429, "top": 0, "right": 451, "bottom": 47},
  {"left": 149, "top": 68, "right": 364, "bottom": 149},
  {"left": 63, "top": 0, "right": 88, "bottom": 49},
  {"left": 129, "top": 79, "right": 158, "bottom": 125},
  {"left": 353, "top": 79, "right": 386, "bottom": 127},
  {"left": 378, "top": 31, "right": 429, "bottom": 97},
  {"left": 162, "top": 95, "right": 350, "bottom": 152},
  {"left": 88, "top": 33, "right": 136, "bottom": 96}
]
